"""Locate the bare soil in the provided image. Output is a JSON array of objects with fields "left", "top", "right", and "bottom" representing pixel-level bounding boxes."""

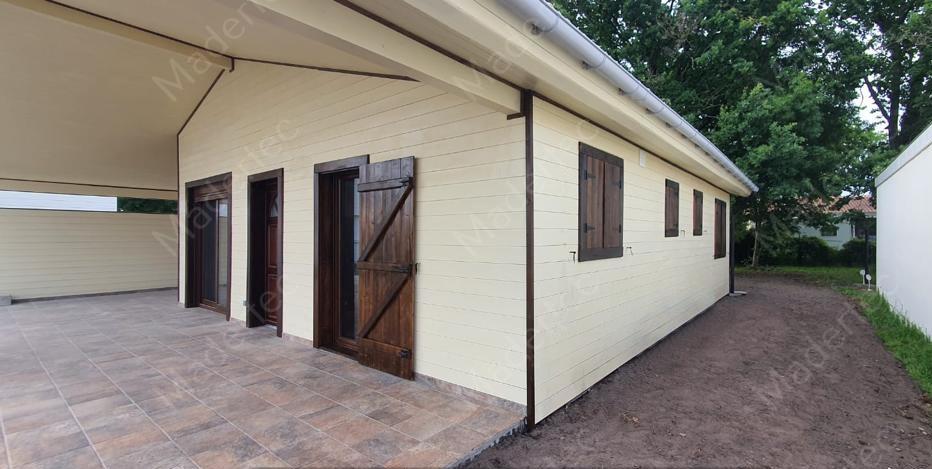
[{"left": 469, "top": 275, "right": 932, "bottom": 468}]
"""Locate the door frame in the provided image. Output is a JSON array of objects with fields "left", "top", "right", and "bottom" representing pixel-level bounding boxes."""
[
  {"left": 184, "top": 172, "right": 233, "bottom": 320},
  {"left": 313, "top": 155, "right": 369, "bottom": 351},
  {"left": 247, "top": 168, "right": 285, "bottom": 337}
]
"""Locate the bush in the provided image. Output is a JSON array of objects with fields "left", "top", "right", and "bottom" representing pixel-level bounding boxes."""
[
  {"left": 790, "top": 236, "right": 837, "bottom": 266},
  {"left": 838, "top": 238, "right": 876, "bottom": 267}
]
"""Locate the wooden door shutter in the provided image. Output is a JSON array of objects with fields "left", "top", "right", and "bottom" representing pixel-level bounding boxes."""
[
  {"left": 356, "top": 156, "right": 415, "bottom": 379},
  {"left": 714, "top": 198, "right": 727, "bottom": 258},
  {"left": 693, "top": 190, "right": 703, "bottom": 236},
  {"left": 580, "top": 154, "right": 605, "bottom": 251},
  {"left": 665, "top": 180, "right": 680, "bottom": 237},
  {"left": 578, "top": 143, "right": 623, "bottom": 261}
]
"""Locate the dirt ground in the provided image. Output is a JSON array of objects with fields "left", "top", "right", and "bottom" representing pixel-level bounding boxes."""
[{"left": 469, "top": 274, "right": 932, "bottom": 468}]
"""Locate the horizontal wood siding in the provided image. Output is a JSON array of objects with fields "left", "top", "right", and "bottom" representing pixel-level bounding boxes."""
[
  {"left": 532, "top": 100, "right": 730, "bottom": 421},
  {"left": 0, "top": 209, "right": 177, "bottom": 299},
  {"left": 178, "top": 61, "right": 526, "bottom": 404}
]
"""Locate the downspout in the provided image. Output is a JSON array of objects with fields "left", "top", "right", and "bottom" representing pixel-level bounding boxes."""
[
  {"left": 498, "top": 0, "right": 758, "bottom": 194},
  {"left": 522, "top": 89, "right": 536, "bottom": 431}
]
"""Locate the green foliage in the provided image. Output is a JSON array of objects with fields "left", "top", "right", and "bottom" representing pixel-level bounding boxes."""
[
  {"left": 117, "top": 198, "right": 177, "bottom": 214},
  {"left": 792, "top": 236, "right": 838, "bottom": 266},
  {"left": 829, "top": 0, "right": 932, "bottom": 148},
  {"left": 552, "top": 0, "right": 879, "bottom": 266},
  {"left": 738, "top": 233, "right": 838, "bottom": 266},
  {"left": 838, "top": 238, "right": 877, "bottom": 266}
]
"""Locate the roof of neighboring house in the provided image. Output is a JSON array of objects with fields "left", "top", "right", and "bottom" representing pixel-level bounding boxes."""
[
  {"left": 834, "top": 198, "right": 876, "bottom": 215},
  {"left": 877, "top": 123, "right": 932, "bottom": 186}
]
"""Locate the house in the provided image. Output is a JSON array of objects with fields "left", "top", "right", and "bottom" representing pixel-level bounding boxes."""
[
  {"left": 798, "top": 197, "right": 876, "bottom": 249},
  {"left": 0, "top": 0, "right": 757, "bottom": 429},
  {"left": 877, "top": 123, "right": 932, "bottom": 336}
]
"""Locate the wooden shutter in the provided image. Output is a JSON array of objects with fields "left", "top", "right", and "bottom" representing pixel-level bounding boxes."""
[
  {"left": 693, "top": 190, "right": 703, "bottom": 236},
  {"left": 356, "top": 156, "right": 415, "bottom": 379},
  {"left": 578, "top": 143, "right": 623, "bottom": 261},
  {"left": 603, "top": 162, "right": 623, "bottom": 249},
  {"left": 580, "top": 154, "right": 604, "bottom": 251},
  {"left": 714, "top": 198, "right": 727, "bottom": 258},
  {"left": 665, "top": 180, "right": 679, "bottom": 237}
]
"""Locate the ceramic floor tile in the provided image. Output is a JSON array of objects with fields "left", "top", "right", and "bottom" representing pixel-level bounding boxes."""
[
  {"left": 351, "top": 428, "right": 419, "bottom": 465},
  {"left": 324, "top": 414, "right": 390, "bottom": 447},
  {"left": 5, "top": 418, "right": 89, "bottom": 466},
  {"left": 17, "top": 446, "right": 102, "bottom": 469},
  {"left": 425, "top": 425, "right": 488, "bottom": 455},
  {"left": 392, "top": 412, "right": 455, "bottom": 442},
  {"left": 384, "top": 442, "right": 459, "bottom": 468},
  {"left": 0, "top": 291, "right": 520, "bottom": 468}
]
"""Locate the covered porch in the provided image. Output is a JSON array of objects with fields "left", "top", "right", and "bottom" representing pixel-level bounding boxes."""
[{"left": 0, "top": 290, "right": 522, "bottom": 468}]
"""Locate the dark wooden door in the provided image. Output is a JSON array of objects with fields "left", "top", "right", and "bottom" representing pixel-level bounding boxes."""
[
  {"left": 263, "top": 181, "right": 282, "bottom": 326},
  {"left": 356, "top": 156, "right": 415, "bottom": 379}
]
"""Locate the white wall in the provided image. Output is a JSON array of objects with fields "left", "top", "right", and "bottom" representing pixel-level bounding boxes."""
[
  {"left": 532, "top": 99, "right": 731, "bottom": 421},
  {"left": 178, "top": 61, "right": 527, "bottom": 404},
  {"left": 798, "top": 220, "right": 854, "bottom": 249},
  {"left": 0, "top": 209, "right": 178, "bottom": 300},
  {"left": 877, "top": 134, "right": 932, "bottom": 336}
]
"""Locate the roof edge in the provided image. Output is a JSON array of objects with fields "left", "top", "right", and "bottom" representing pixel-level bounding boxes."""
[
  {"left": 876, "top": 123, "right": 932, "bottom": 186},
  {"left": 497, "top": 0, "right": 758, "bottom": 194}
]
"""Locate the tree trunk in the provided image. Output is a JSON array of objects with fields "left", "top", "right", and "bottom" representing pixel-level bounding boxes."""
[{"left": 751, "top": 226, "right": 761, "bottom": 268}]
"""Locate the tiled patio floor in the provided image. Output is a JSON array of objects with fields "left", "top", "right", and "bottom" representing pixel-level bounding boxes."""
[{"left": 0, "top": 290, "right": 523, "bottom": 468}]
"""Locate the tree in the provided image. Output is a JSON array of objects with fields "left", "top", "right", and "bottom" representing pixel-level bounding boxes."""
[
  {"left": 117, "top": 198, "right": 177, "bottom": 214},
  {"left": 553, "top": 0, "right": 870, "bottom": 266},
  {"left": 829, "top": 0, "right": 932, "bottom": 148}
]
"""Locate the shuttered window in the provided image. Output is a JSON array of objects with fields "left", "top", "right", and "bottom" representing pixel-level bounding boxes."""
[
  {"left": 664, "top": 179, "right": 679, "bottom": 237},
  {"left": 578, "top": 143, "right": 624, "bottom": 261},
  {"left": 714, "top": 198, "right": 727, "bottom": 258},
  {"left": 693, "top": 190, "right": 703, "bottom": 236}
]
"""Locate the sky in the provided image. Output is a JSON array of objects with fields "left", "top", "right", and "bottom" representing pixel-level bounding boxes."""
[{"left": 0, "top": 191, "right": 117, "bottom": 211}]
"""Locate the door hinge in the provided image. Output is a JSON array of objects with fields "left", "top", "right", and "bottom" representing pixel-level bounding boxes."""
[
  {"left": 583, "top": 223, "right": 595, "bottom": 232},
  {"left": 398, "top": 349, "right": 411, "bottom": 359}
]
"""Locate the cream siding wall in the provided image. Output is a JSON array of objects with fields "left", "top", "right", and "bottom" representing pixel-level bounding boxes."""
[
  {"left": 532, "top": 99, "right": 731, "bottom": 421},
  {"left": 178, "top": 61, "right": 526, "bottom": 404},
  {"left": 0, "top": 209, "right": 177, "bottom": 299}
]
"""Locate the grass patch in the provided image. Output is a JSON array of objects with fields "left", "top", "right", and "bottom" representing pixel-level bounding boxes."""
[
  {"left": 843, "top": 288, "right": 932, "bottom": 397},
  {"left": 740, "top": 265, "right": 932, "bottom": 397}
]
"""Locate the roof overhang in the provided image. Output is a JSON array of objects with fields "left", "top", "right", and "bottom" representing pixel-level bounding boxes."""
[{"left": 341, "top": 0, "right": 756, "bottom": 196}]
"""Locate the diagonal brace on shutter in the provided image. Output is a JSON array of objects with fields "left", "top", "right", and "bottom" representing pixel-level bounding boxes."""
[
  {"left": 357, "top": 272, "right": 410, "bottom": 339},
  {"left": 357, "top": 180, "right": 413, "bottom": 263}
]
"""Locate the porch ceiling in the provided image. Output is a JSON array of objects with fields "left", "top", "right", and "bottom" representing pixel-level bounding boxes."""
[{"left": 0, "top": 0, "right": 393, "bottom": 196}]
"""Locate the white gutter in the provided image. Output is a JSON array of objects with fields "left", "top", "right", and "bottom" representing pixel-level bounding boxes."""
[{"left": 498, "top": 0, "right": 759, "bottom": 193}]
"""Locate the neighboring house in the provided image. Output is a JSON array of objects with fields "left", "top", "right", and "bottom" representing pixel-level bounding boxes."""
[
  {"left": 877, "top": 123, "right": 932, "bottom": 336},
  {"left": 0, "top": 0, "right": 757, "bottom": 427},
  {"left": 798, "top": 198, "right": 876, "bottom": 248}
]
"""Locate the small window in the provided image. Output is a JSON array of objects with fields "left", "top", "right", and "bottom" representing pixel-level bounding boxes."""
[
  {"left": 714, "top": 198, "right": 727, "bottom": 259},
  {"left": 578, "top": 143, "right": 624, "bottom": 261},
  {"left": 693, "top": 190, "right": 703, "bottom": 236},
  {"left": 664, "top": 180, "right": 679, "bottom": 237},
  {"left": 820, "top": 226, "right": 838, "bottom": 237}
]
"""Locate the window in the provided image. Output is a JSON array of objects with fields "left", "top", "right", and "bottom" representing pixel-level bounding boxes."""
[
  {"left": 578, "top": 143, "right": 624, "bottom": 261},
  {"left": 664, "top": 180, "right": 679, "bottom": 237},
  {"left": 714, "top": 198, "right": 727, "bottom": 259},
  {"left": 693, "top": 190, "right": 703, "bottom": 236},
  {"left": 820, "top": 225, "right": 838, "bottom": 237}
]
